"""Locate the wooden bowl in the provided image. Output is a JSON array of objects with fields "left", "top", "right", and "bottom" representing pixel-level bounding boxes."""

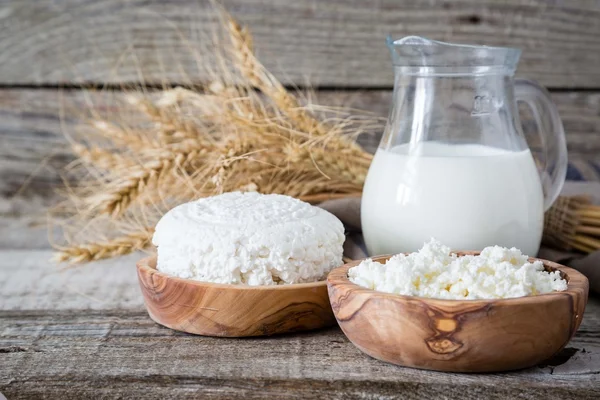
[
  {"left": 137, "top": 256, "right": 336, "bottom": 337},
  {"left": 327, "top": 254, "right": 589, "bottom": 372}
]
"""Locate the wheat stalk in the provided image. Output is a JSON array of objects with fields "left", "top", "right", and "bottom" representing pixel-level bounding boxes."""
[
  {"left": 86, "top": 119, "right": 156, "bottom": 149},
  {"left": 543, "top": 196, "right": 600, "bottom": 253},
  {"left": 51, "top": 6, "right": 378, "bottom": 264},
  {"left": 225, "top": 16, "right": 375, "bottom": 168},
  {"left": 126, "top": 92, "right": 206, "bottom": 145},
  {"left": 225, "top": 17, "right": 326, "bottom": 135},
  {"left": 88, "top": 146, "right": 208, "bottom": 217},
  {"left": 70, "top": 143, "right": 136, "bottom": 171},
  {"left": 53, "top": 227, "right": 155, "bottom": 264},
  {"left": 283, "top": 143, "right": 369, "bottom": 186}
]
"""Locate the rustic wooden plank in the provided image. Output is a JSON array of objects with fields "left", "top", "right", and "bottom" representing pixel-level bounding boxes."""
[
  {"left": 318, "top": 90, "right": 600, "bottom": 155},
  {"left": 0, "top": 0, "right": 599, "bottom": 88},
  {"left": 0, "top": 250, "right": 144, "bottom": 310},
  {"left": 1, "top": 298, "right": 599, "bottom": 399},
  {"left": 0, "top": 215, "right": 48, "bottom": 250},
  {"left": 2, "top": 88, "right": 600, "bottom": 205}
]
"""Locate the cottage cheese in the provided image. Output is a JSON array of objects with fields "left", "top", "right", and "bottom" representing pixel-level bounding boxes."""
[
  {"left": 349, "top": 239, "right": 568, "bottom": 300},
  {"left": 153, "top": 192, "right": 345, "bottom": 285}
]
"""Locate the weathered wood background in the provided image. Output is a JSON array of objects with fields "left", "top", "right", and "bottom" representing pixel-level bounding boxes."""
[
  {"left": 2, "top": 0, "right": 599, "bottom": 87},
  {"left": 1, "top": 0, "right": 600, "bottom": 214},
  {"left": 1, "top": 1, "right": 600, "bottom": 398}
]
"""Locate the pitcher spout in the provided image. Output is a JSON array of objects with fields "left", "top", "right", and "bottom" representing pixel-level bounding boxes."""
[{"left": 386, "top": 35, "right": 521, "bottom": 76}]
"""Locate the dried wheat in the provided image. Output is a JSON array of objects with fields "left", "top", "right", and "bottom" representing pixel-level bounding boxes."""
[
  {"left": 52, "top": 7, "right": 378, "bottom": 263},
  {"left": 53, "top": 227, "right": 154, "bottom": 264},
  {"left": 70, "top": 143, "right": 136, "bottom": 171},
  {"left": 88, "top": 146, "right": 208, "bottom": 217}
]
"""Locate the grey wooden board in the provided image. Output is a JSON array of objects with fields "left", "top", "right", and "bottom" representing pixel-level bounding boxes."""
[
  {"left": 0, "top": 216, "right": 49, "bottom": 250},
  {"left": 0, "top": 300, "right": 599, "bottom": 399},
  {"left": 0, "top": 0, "right": 599, "bottom": 88},
  {"left": 0, "top": 234, "right": 599, "bottom": 399},
  {"left": 0, "top": 196, "right": 57, "bottom": 250},
  {"left": 2, "top": 88, "right": 600, "bottom": 202},
  {"left": 0, "top": 250, "right": 144, "bottom": 311}
]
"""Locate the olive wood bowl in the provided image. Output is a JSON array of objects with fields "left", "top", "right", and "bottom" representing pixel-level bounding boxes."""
[
  {"left": 137, "top": 256, "right": 336, "bottom": 337},
  {"left": 327, "top": 253, "right": 589, "bottom": 373}
]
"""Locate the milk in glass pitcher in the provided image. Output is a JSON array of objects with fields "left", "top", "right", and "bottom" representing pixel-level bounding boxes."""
[{"left": 362, "top": 36, "right": 567, "bottom": 256}]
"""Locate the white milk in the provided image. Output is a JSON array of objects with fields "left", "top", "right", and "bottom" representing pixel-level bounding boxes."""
[{"left": 361, "top": 142, "right": 544, "bottom": 256}]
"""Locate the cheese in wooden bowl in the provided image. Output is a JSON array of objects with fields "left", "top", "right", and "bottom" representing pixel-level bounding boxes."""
[
  {"left": 137, "top": 192, "right": 344, "bottom": 337},
  {"left": 327, "top": 240, "right": 589, "bottom": 372}
]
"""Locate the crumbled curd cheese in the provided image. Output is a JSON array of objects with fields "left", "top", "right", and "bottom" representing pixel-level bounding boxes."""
[
  {"left": 153, "top": 192, "right": 345, "bottom": 286},
  {"left": 348, "top": 239, "right": 568, "bottom": 300}
]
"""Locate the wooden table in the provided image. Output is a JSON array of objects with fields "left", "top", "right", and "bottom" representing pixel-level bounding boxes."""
[{"left": 1, "top": 246, "right": 599, "bottom": 399}]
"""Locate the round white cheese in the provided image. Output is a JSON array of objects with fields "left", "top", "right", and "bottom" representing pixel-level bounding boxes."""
[{"left": 153, "top": 192, "right": 345, "bottom": 285}]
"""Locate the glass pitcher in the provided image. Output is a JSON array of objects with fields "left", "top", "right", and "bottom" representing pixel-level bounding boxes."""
[{"left": 362, "top": 36, "right": 567, "bottom": 257}]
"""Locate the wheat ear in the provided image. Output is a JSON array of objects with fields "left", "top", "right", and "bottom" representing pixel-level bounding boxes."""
[
  {"left": 53, "top": 227, "right": 154, "bottom": 264},
  {"left": 126, "top": 92, "right": 207, "bottom": 144},
  {"left": 226, "top": 14, "right": 374, "bottom": 166},
  {"left": 71, "top": 144, "right": 136, "bottom": 171},
  {"left": 87, "top": 119, "right": 156, "bottom": 149},
  {"left": 283, "top": 143, "right": 368, "bottom": 185},
  {"left": 88, "top": 146, "right": 207, "bottom": 217},
  {"left": 225, "top": 17, "right": 323, "bottom": 134}
]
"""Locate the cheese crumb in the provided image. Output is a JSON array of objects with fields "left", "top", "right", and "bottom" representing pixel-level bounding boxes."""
[
  {"left": 348, "top": 239, "right": 568, "bottom": 300},
  {"left": 153, "top": 192, "right": 345, "bottom": 286}
]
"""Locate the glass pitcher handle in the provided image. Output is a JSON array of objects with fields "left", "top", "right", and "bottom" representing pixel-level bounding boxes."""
[{"left": 514, "top": 79, "right": 568, "bottom": 211}]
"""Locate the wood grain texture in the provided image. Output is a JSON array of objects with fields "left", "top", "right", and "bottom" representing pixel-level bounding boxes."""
[
  {"left": 1, "top": 303, "right": 600, "bottom": 400},
  {"left": 1, "top": 88, "right": 599, "bottom": 203},
  {"left": 1, "top": 250, "right": 599, "bottom": 398},
  {"left": 0, "top": 1, "right": 599, "bottom": 88},
  {"left": 137, "top": 256, "right": 335, "bottom": 337},
  {"left": 328, "top": 255, "right": 589, "bottom": 373},
  {"left": 317, "top": 90, "right": 600, "bottom": 155},
  {"left": 0, "top": 250, "right": 145, "bottom": 310}
]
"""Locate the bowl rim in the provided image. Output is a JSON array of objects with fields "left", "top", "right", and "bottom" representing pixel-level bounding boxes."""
[
  {"left": 327, "top": 252, "right": 589, "bottom": 305},
  {"left": 137, "top": 256, "right": 328, "bottom": 290}
]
